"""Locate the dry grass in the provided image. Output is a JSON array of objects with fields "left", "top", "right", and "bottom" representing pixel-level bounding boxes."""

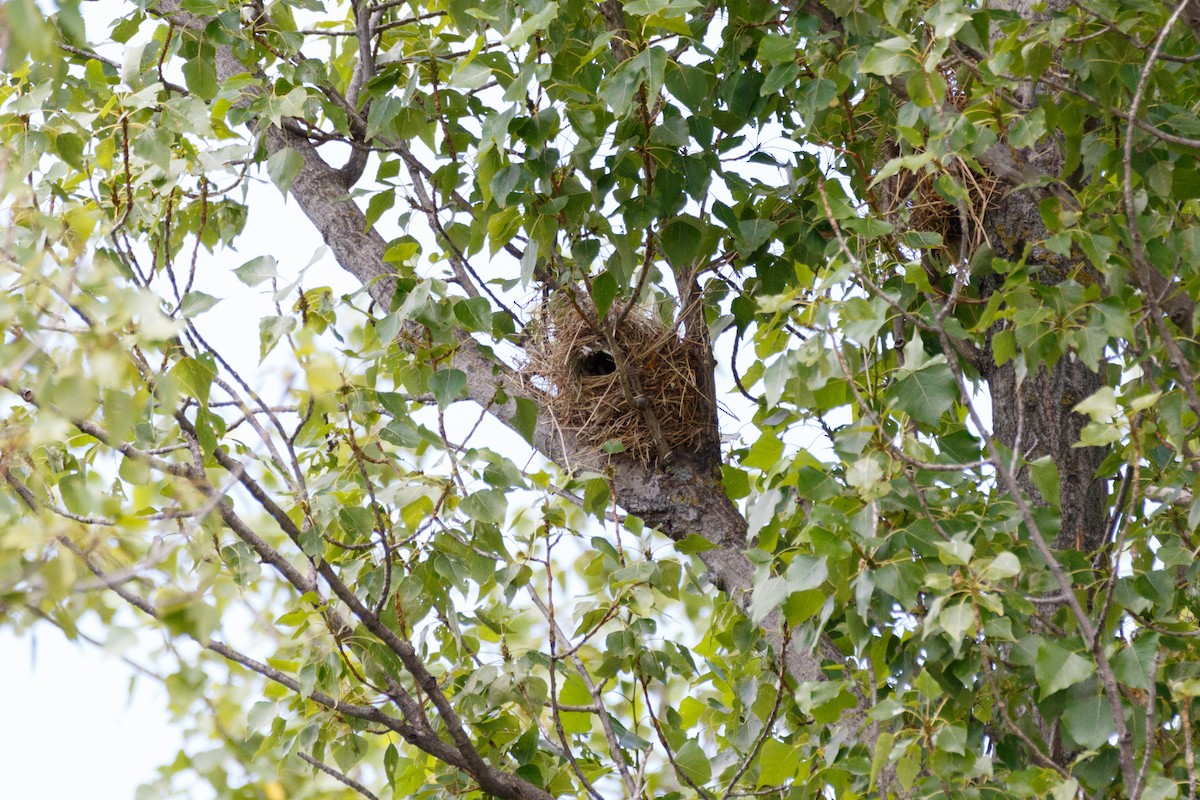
[
  {"left": 879, "top": 77, "right": 1003, "bottom": 253},
  {"left": 525, "top": 296, "right": 710, "bottom": 466},
  {"left": 889, "top": 154, "right": 1003, "bottom": 252}
]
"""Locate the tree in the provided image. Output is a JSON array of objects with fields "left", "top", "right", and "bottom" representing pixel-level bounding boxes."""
[{"left": 2, "top": 0, "right": 1199, "bottom": 796}]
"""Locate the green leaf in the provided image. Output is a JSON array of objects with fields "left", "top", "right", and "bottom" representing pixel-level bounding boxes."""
[
  {"left": 4, "top": 0, "right": 55, "bottom": 61},
  {"left": 1029, "top": 456, "right": 1061, "bottom": 507},
  {"left": 487, "top": 206, "right": 522, "bottom": 255},
  {"left": 1008, "top": 107, "right": 1047, "bottom": 149},
  {"left": 266, "top": 147, "right": 305, "bottom": 196},
  {"left": 132, "top": 128, "right": 172, "bottom": 170},
  {"left": 182, "top": 55, "right": 217, "bottom": 100},
  {"left": 1051, "top": 778, "right": 1080, "bottom": 800},
  {"left": 757, "top": 739, "right": 801, "bottom": 787},
  {"left": 169, "top": 356, "right": 216, "bottom": 406},
  {"left": 1141, "top": 776, "right": 1181, "bottom": 800},
  {"left": 890, "top": 363, "right": 956, "bottom": 426},
  {"left": 429, "top": 369, "right": 467, "bottom": 407},
  {"left": 365, "top": 190, "right": 396, "bottom": 230},
  {"left": 454, "top": 297, "right": 493, "bottom": 332},
  {"left": 760, "top": 63, "right": 801, "bottom": 96},
  {"left": 512, "top": 396, "right": 538, "bottom": 444},
  {"left": 928, "top": 4, "right": 972, "bottom": 38},
  {"left": 736, "top": 219, "right": 778, "bottom": 254},
  {"left": 332, "top": 734, "right": 368, "bottom": 772},
  {"left": 366, "top": 96, "right": 404, "bottom": 141},
  {"left": 180, "top": 291, "right": 221, "bottom": 317},
  {"left": 339, "top": 506, "right": 374, "bottom": 538},
  {"left": 897, "top": 746, "right": 920, "bottom": 791},
  {"left": 511, "top": 727, "right": 539, "bottom": 765},
  {"left": 520, "top": 239, "right": 539, "bottom": 287},
  {"left": 590, "top": 272, "right": 619, "bottom": 321},
  {"left": 259, "top": 315, "right": 297, "bottom": 360},
  {"left": 1112, "top": 633, "right": 1160, "bottom": 692},
  {"left": 233, "top": 256, "right": 278, "bottom": 287},
  {"left": 980, "top": 551, "right": 1021, "bottom": 580},
  {"left": 59, "top": 473, "right": 91, "bottom": 515},
  {"left": 625, "top": 0, "right": 701, "bottom": 16},
  {"left": 933, "top": 724, "right": 966, "bottom": 755},
  {"left": 502, "top": 2, "right": 558, "bottom": 47},
  {"left": 1074, "top": 386, "right": 1117, "bottom": 421},
  {"left": 869, "top": 732, "right": 895, "bottom": 792},
  {"left": 757, "top": 33, "right": 797, "bottom": 65},
  {"left": 783, "top": 590, "right": 825, "bottom": 624},
  {"left": 675, "top": 533, "right": 718, "bottom": 554},
  {"left": 937, "top": 602, "right": 975, "bottom": 644},
  {"left": 934, "top": 539, "right": 974, "bottom": 566},
  {"left": 749, "top": 576, "right": 788, "bottom": 624},
  {"left": 869, "top": 697, "right": 905, "bottom": 722},
  {"left": 54, "top": 133, "right": 85, "bottom": 169},
  {"left": 721, "top": 465, "right": 750, "bottom": 499},
  {"left": 674, "top": 740, "right": 712, "bottom": 785},
  {"left": 786, "top": 555, "right": 828, "bottom": 592},
  {"left": 859, "top": 35, "right": 918, "bottom": 77},
  {"left": 841, "top": 295, "right": 888, "bottom": 344},
  {"left": 608, "top": 716, "right": 651, "bottom": 750},
  {"left": 1035, "top": 641, "right": 1095, "bottom": 697},
  {"left": 665, "top": 65, "right": 713, "bottom": 112},
  {"left": 583, "top": 478, "right": 610, "bottom": 519},
  {"left": 376, "top": 312, "right": 401, "bottom": 343},
  {"left": 1060, "top": 689, "right": 1115, "bottom": 750},
  {"left": 846, "top": 457, "right": 884, "bottom": 495},
  {"left": 461, "top": 489, "right": 507, "bottom": 524},
  {"left": 660, "top": 216, "right": 704, "bottom": 269},
  {"left": 119, "top": 453, "right": 151, "bottom": 485},
  {"left": 491, "top": 164, "right": 522, "bottom": 207},
  {"left": 384, "top": 238, "right": 419, "bottom": 265},
  {"left": 743, "top": 432, "right": 783, "bottom": 471},
  {"left": 992, "top": 328, "right": 1015, "bottom": 366}
]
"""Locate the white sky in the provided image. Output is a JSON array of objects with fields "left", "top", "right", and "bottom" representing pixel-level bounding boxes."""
[{"left": 0, "top": 626, "right": 180, "bottom": 797}]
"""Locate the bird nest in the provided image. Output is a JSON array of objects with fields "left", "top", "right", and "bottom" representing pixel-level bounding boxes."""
[
  {"left": 525, "top": 297, "right": 710, "bottom": 466},
  {"left": 880, "top": 152, "right": 1002, "bottom": 253},
  {"left": 877, "top": 78, "right": 1003, "bottom": 253}
]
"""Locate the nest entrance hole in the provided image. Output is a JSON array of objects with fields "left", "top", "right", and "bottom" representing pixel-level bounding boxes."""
[{"left": 577, "top": 349, "right": 616, "bottom": 377}]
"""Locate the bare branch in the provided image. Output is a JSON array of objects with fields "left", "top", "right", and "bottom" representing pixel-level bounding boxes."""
[{"left": 297, "top": 752, "right": 381, "bottom": 800}]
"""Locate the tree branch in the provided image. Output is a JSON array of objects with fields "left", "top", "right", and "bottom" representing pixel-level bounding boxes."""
[{"left": 297, "top": 752, "right": 381, "bottom": 800}]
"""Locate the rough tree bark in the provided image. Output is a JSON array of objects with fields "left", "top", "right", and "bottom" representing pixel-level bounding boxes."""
[{"left": 979, "top": 0, "right": 1110, "bottom": 556}]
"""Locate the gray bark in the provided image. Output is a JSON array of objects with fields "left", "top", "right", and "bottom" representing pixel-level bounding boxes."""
[
  {"left": 986, "top": 360, "right": 1108, "bottom": 552},
  {"left": 980, "top": 0, "right": 1109, "bottom": 556}
]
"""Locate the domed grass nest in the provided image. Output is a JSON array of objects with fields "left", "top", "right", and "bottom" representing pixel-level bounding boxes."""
[
  {"left": 881, "top": 152, "right": 1002, "bottom": 253},
  {"left": 525, "top": 297, "right": 711, "bottom": 466},
  {"left": 878, "top": 77, "right": 1002, "bottom": 253}
]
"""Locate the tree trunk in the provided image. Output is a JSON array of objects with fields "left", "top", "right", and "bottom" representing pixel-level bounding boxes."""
[
  {"left": 979, "top": 0, "right": 1109, "bottom": 558},
  {"left": 987, "top": 359, "right": 1108, "bottom": 553}
]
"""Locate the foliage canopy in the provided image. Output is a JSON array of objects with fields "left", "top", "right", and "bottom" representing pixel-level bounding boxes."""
[{"left": 3, "top": 0, "right": 1200, "bottom": 798}]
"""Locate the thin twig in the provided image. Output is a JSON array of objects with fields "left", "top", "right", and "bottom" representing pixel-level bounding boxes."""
[
  {"left": 297, "top": 752, "right": 380, "bottom": 800},
  {"left": 1130, "top": 651, "right": 1162, "bottom": 800},
  {"left": 720, "top": 627, "right": 790, "bottom": 800},
  {"left": 1182, "top": 699, "right": 1198, "bottom": 800}
]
